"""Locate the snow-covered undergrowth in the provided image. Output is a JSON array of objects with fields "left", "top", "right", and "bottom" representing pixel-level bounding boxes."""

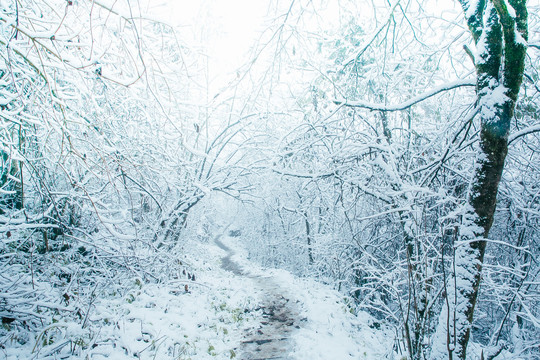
[
  {"left": 1, "top": 226, "right": 396, "bottom": 359},
  {"left": 1, "top": 235, "right": 258, "bottom": 360}
]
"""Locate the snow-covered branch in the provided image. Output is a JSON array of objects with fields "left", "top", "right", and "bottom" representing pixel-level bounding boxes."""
[
  {"left": 333, "top": 79, "right": 475, "bottom": 111},
  {"left": 508, "top": 124, "right": 540, "bottom": 145}
]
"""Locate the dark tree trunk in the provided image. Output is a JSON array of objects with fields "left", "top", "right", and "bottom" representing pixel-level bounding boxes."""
[
  {"left": 433, "top": 1, "right": 528, "bottom": 359},
  {"left": 303, "top": 210, "right": 314, "bottom": 265}
]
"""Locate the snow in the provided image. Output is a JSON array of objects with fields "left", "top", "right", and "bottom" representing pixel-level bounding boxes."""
[
  {"left": 464, "top": 0, "right": 481, "bottom": 20},
  {"left": 2, "top": 0, "right": 539, "bottom": 359},
  {"left": 479, "top": 83, "right": 511, "bottom": 127},
  {"left": 333, "top": 78, "right": 475, "bottom": 111},
  {"left": 0, "top": 231, "right": 393, "bottom": 359},
  {"left": 504, "top": 0, "right": 517, "bottom": 18},
  {"left": 0, "top": 93, "right": 15, "bottom": 106},
  {"left": 515, "top": 29, "right": 528, "bottom": 46},
  {"left": 218, "top": 234, "right": 393, "bottom": 359},
  {"left": 291, "top": 280, "right": 391, "bottom": 359}
]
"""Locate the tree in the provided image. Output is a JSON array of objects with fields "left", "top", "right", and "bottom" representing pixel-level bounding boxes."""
[
  {"left": 228, "top": 1, "right": 537, "bottom": 358},
  {"left": 432, "top": 1, "right": 528, "bottom": 359},
  {"left": 0, "top": 0, "right": 243, "bottom": 353}
]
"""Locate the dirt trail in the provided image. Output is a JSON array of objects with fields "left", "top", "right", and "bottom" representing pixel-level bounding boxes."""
[{"left": 215, "top": 236, "right": 301, "bottom": 360}]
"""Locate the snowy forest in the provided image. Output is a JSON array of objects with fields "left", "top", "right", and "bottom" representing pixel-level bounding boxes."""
[{"left": 0, "top": 0, "right": 539, "bottom": 359}]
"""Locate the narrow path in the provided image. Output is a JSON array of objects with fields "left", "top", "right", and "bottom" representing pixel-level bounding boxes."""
[{"left": 215, "top": 235, "right": 300, "bottom": 360}]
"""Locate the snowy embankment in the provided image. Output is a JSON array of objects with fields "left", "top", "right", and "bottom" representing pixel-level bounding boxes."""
[{"left": 4, "top": 232, "right": 392, "bottom": 359}]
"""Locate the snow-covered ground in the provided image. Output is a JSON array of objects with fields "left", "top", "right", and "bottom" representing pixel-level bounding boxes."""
[
  {"left": 218, "top": 234, "right": 394, "bottom": 359},
  {"left": 3, "top": 231, "right": 393, "bottom": 359}
]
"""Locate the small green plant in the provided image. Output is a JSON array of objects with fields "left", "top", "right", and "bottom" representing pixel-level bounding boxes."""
[
  {"left": 231, "top": 308, "right": 243, "bottom": 322},
  {"left": 73, "top": 337, "right": 87, "bottom": 350},
  {"left": 126, "top": 293, "right": 135, "bottom": 303}
]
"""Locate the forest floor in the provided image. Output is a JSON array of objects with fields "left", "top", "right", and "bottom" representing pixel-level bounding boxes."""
[
  {"left": 183, "top": 231, "right": 393, "bottom": 359},
  {"left": 214, "top": 235, "right": 300, "bottom": 359},
  {"left": 4, "top": 230, "right": 392, "bottom": 360}
]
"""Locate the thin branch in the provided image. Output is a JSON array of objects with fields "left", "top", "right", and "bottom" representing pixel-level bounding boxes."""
[
  {"left": 342, "top": 1, "right": 401, "bottom": 69},
  {"left": 508, "top": 124, "right": 540, "bottom": 145},
  {"left": 334, "top": 79, "right": 475, "bottom": 112},
  {"left": 524, "top": 73, "right": 540, "bottom": 93}
]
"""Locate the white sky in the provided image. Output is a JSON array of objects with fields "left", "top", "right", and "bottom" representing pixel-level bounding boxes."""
[{"left": 150, "top": 0, "right": 270, "bottom": 87}]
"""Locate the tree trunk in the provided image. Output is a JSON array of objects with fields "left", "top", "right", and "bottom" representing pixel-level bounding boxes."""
[
  {"left": 303, "top": 210, "right": 314, "bottom": 265},
  {"left": 432, "top": 1, "right": 527, "bottom": 359}
]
